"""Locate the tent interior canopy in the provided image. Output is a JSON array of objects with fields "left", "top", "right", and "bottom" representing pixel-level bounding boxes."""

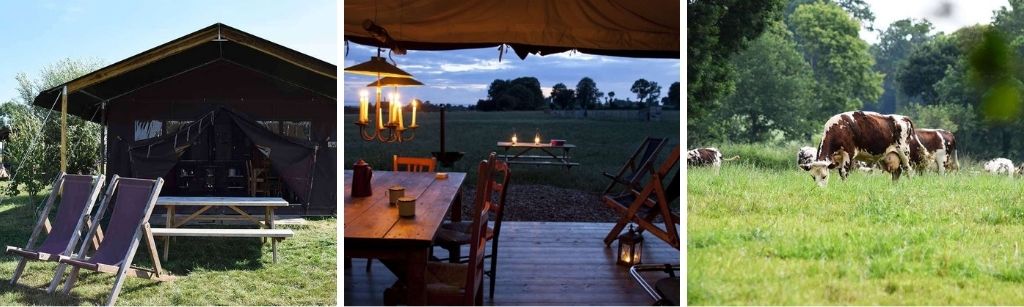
[
  {"left": 33, "top": 23, "right": 337, "bottom": 120},
  {"left": 343, "top": 0, "right": 680, "bottom": 59}
]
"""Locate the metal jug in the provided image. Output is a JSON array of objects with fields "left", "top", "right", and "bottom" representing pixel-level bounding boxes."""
[{"left": 351, "top": 160, "right": 373, "bottom": 197}]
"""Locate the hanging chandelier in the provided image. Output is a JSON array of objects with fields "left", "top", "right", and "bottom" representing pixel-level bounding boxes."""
[{"left": 345, "top": 48, "right": 421, "bottom": 143}]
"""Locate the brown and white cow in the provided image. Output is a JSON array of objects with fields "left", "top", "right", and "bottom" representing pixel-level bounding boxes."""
[
  {"left": 910, "top": 128, "right": 960, "bottom": 174},
  {"left": 688, "top": 148, "right": 739, "bottom": 173},
  {"left": 801, "top": 111, "right": 916, "bottom": 186}
]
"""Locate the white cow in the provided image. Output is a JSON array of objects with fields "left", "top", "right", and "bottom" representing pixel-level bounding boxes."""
[{"left": 984, "top": 158, "right": 1014, "bottom": 178}]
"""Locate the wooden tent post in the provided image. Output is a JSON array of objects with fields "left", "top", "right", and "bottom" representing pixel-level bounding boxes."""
[{"left": 60, "top": 86, "right": 67, "bottom": 173}]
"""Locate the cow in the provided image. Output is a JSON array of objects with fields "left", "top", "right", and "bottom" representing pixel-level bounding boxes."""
[
  {"left": 688, "top": 147, "right": 739, "bottom": 173},
  {"left": 800, "top": 146, "right": 875, "bottom": 172},
  {"left": 796, "top": 146, "right": 816, "bottom": 168},
  {"left": 910, "top": 128, "right": 960, "bottom": 174},
  {"left": 985, "top": 158, "right": 1014, "bottom": 177},
  {"left": 801, "top": 111, "right": 916, "bottom": 187}
]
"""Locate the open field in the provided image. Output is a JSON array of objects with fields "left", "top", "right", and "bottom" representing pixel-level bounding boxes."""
[
  {"left": 0, "top": 192, "right": 336, "bottom": 305},
  {"left": 688, "top": 144, "right": 1024, "bottom": 305},
  {"left": 343, "top": 111, "right": 680, "bottom": 193}
]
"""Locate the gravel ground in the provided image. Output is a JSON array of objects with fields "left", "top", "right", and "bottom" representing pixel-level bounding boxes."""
[{"left": 457, "top": 184, "right": 679, "bottom": 222}]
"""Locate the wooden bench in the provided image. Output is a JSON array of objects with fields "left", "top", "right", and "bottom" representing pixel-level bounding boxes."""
[{"left": 150, "top": 228, "right": 294, "bottom": 263}]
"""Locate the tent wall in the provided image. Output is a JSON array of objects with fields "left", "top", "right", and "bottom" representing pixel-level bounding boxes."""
[{"left": 103, "top": 61, "right": 336, "bottom": 214}]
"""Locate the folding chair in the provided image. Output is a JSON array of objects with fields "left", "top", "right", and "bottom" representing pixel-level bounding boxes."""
[
  {"left": 434, "top": 152, "right": 511, "bottom": 299},
  {"left": 602, "top": 137, "right": 668, "bottom": 196},
  {"left": 630, "top": 264, "right": 680, "bottom": 306},
  {"left": 603, "top": 145, "right": 680, "bottom": 249},
  {"left": 56, "top": 176, "right": 171, "bottom": 306},
  {"left": 5, "top": 173, "right": 105, "bottom": 288}
]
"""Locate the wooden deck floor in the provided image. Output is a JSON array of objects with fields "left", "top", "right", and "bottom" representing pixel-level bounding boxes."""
[{"left": 343, "top": 221, "right": 680, "bottom": 306}]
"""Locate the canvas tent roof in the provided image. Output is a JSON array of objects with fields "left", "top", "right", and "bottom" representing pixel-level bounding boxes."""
[
  {"left": 33, "top": 23, "right": 337, "bottom": 122},
  {"left": 343, "top": 0, "right": 680, "bottom": 59}
]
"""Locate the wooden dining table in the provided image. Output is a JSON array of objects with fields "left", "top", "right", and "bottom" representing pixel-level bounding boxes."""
[{"left": 344, "top": 170, "right": 466, "bottom": 305}]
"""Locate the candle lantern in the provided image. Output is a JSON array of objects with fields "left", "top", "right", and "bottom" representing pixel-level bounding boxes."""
[{"left": 617, "top": 224, "right": 644, "bottom": 266}]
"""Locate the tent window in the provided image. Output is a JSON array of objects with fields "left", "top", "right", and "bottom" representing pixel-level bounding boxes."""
[
  {"left": 134, "top": 120, "right": 163, "bottom": 141},
  {"left": 282, "top": 121, "right": 311, "bottom": 140}
]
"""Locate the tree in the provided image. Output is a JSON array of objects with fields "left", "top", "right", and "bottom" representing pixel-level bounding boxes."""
[
  {"left": 896, "top": 33, "right": 960, "bottom": 105},
  {"left": 719, "top": 21, "right": 816, "bottom": 142},
  {"left": 870, "top": 18, "right": 933, "bottom": 112},
  {"left": 485, "top": 77, "right": 545, "bottom": 110},
  {"left": 785, "top": 0, "right": 876, "bottom": 31},
  {"left": 550, "top": 83, "right": 575, "bottom": 110},
  {"left": 688, "top": 0, "right": 784, "bottom": 143},
  {"left": 630, "top": 79, "right": 662, "bottom": 106},
  {"left": 607, "top": 91, "right": 615, "bottom": 105},
  {"left": 664, "top": 82, "right": 680, "bottom": 109},
  {"left": 791, "top": 2, "right": 883, "bottom": 118},
  {"left": 5, "top": 58, "right": 104, "bottom": 199},
  {"left": 574, "top": 77, "right": 600, "bottom": 114}
]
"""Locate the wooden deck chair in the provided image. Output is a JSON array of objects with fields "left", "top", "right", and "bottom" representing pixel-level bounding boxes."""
[
  {"left": 434, "top": 152, "right": 510, "bottom": 299},
  {"left": 602, "top": 137, "right": 669, "bottom": 196},
  {"left": 56, "top": 176, "right": 170, "bottom": 306},
  {"left": 423, "top": 159, "right": 493, "bottom": 305},
  {"left": 393, "top": 155, "right": 437, "bottom": 172},
  {"left": 603, "top": 145, "right": 681, "bottom": 250},
  {"left": 5, "top": 173, "right": 105, "bottom": 287}
]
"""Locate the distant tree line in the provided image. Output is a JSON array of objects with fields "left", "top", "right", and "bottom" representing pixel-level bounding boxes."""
[
  {"left": 689, "top": 0, "right": 1024, "bottom": 160},
  {"left": 476, "top": 76, "right": 680, "bottom": 112}
]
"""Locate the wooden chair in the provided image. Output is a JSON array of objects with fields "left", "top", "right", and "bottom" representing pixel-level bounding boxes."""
[
  {"left": 434, "top": 152, "right": 510, "bottom": 299},
  {"left": 422, "top": 158, "right": 493, "bottom": 305},
  {"left": 5, "top": 173, "right": 105, "bottom": 291},
  {"left": 603, "top": 137, "right": 668, "bottom": 196},
  {"left": 393, "top": 155, "right": 437, "bottom": 172},
  {"left": 246, "top": 160, "right": 268, "bottom": 196},
  {"left": 603, "top": 145, "right": 680, "bottom": 250},
  {"left": 56, "top": 176, "right": 173, "bottom": 305}
]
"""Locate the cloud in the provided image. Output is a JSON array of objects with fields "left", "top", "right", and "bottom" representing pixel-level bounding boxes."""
[{"left": 439, "top": 59, "right": 510, "bottom": 73}]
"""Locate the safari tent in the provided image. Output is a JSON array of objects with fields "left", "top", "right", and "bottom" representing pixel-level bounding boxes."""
[{"left": 32, "top": 23, "right": 337, "bottom": 214}]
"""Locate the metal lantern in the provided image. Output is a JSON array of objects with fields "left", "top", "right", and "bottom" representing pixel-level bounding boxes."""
[{"left": 617, "top": 224, "right": 644, "bottom": 266}]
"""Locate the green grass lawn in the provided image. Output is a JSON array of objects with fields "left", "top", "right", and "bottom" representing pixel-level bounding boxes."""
[
  {"left": 688, "top": 148, "right": 1024, "bottom": 305},
  {"left": 343, "top": 110, "right": 680, "bottom": 193},
  {"left": 0, "top": 193, "right": 336, "bottom": 305}
]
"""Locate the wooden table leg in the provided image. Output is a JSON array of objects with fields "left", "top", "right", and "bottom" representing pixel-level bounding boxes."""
[
  {"left": 263, "top": 207, "right": 270, "bottom": 244},
  {"left": 163, "top": 206, "right": 174, "bottom": 261},
  {"left": 406, "top": 248, "right": 429, "bottom": 305},
  {"left": 269, "top": 208, "right": 277, "bottom": 263}
]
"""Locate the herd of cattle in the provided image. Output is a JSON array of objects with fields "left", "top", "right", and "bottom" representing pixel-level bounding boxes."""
[{"left": 688, "top": 111, "right": 1022, "bottom": 187}]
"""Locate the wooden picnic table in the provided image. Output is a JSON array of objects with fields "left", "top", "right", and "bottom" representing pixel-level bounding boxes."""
[
  {"left": 154, "top": 196, "right": 291, "bottom": 262},
  {"left": 496, "top": 141, "right": 580, "bottom": 169},
  {"left": 344, "top": 170, "right": 466, "bottom": 305}
]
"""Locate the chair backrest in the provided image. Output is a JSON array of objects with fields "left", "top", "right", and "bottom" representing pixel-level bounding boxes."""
[
  {"left": 35, "top": 174, "right": 104, "bottom": 255},
  {"left": 88, "top": 177, "right": 163, "bottom": 265},
  {"left": 486, "top": 154, "right": 511, "bottom": 242},
  {"left": 393, "top": 155, "right": 437, "bottom": 172},
  {"left": 463, "top": 159, "right": 493, "bottom": 305},
  {"left": 643, "top": 145, "right": 681, "bottom": 207},
  {"left": 605, "top": 137, "right": 669, "bottom": 194}
]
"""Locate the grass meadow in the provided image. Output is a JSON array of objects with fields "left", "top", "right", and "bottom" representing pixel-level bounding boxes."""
[
  {"left": 688, "top": 143, "right": 1024, "bottom": 305},
  {"left": 0, "top": 191, "right": 336, "bottom": 305},
  {"left": 343, "top": 110, "right": 681, "bottom": 193}
]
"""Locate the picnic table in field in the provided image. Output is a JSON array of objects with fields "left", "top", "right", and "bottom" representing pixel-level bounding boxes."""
[
  {"left": 152, "top": 196, "right": 294, "bottom": 263},
  {"left": 496, "top": 141, "right": 580, "bottom": 169},
  {"left": 344, "top": 170, "right": 466, "bottom": 305}
]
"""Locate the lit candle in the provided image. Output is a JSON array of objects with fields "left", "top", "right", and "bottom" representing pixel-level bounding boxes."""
[
  {"left": 512, "top": 133, "right": 518, "bottom": 144},
  {"left": 395, "top": 95, "right": 404, "bottom": 129},
  {"left": 534, "top": 130, "right": 541, "bottom": 145},
  {"left": 358, "top": 90, "right": 369, "bottom": 123},
  {"left": 388, "top": 93, "right": 397, "bottom": 124},
  {"left": 411, "top": 99, "right": 418, "bottom": 127},
  {"left": 375, "top": 87, "right": 384, "bottom": 130}
]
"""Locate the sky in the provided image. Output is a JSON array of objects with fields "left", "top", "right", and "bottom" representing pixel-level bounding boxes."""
[
  {"left": 859, "top": 0, "right": 1009, "bottom": 44},
  {"left": 0, "top": 0, "right": 337, "bottom": 103},
  {"left": 342, "top": 44, "right": 681, "bottom": 106}
]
